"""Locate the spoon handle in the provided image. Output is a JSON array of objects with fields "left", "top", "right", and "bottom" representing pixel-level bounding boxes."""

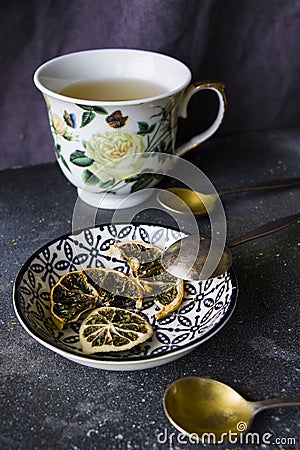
[
  {"left": 228, "top": 213, "right": 300, "bottom": 248},
  {"left": 219, "top": 177, "right": 300, "bottom": 196},
  {"left": 252, "top": 396, "right": 300, "bottom": 414}
]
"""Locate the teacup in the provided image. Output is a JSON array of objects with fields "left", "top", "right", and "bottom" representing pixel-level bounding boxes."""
[{"left": 34, "top": 49, "right": 226, "bottom": 209}]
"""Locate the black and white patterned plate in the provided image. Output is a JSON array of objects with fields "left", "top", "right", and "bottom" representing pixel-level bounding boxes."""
[{"left": 13, "top": 223, "right": 238, "bottom": 371}]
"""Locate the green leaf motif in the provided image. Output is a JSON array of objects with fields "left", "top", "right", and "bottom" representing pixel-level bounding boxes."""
[
  {"left": 62, "top": 133, "right": 73, "bottom": 141},
  {"left": 138, "top": 122, "right": 149, "bottom": 134},
  {"left": 93, "top": 106, "right": 108, "bottom": 115},
  {"left": 137, "top": 121, "right": 156, "bottom": 135},
  {"left": 55, "top": 144, "right": 61, "bottom": 157},
  {"left": 82, "top": 169, "right": 99, "bottom": 186},
  {"left": 82, "top": 170, "right": 115, "bottom": 188},
  {"left": 159, "top": 140, "right": 166, "bottom": 151},
  {"left": 138, "top": 121, "right": 148, "bottom": 131},
  {"left": 77, "top": 105, "right": 94, "bottom": 111},
  {"left": 70, "top": 150, "right": 94, "bottom": 167},
  {"left": 60, "top": 154, "right": 71, "bottom": 172},
  {"left": 148, "top": 123, "right": 156, "bottom": 133},
  {"left": 80, "top": 111, "right": 96, "bottom": 127},
  {"left": 76, "top": 105, "right": 108, "bottom": 115},
  {"left": 55, "top": 144, "right": 71, "bottom": 172},
  {"left": 129, "top": 174, "right": 159, "bottom": 193},
  {"left": 124, "top": 173, "right": 141, "bottom": 183},
  {"left": 98, "top": 178, "right": 116, "bottom": 188}
]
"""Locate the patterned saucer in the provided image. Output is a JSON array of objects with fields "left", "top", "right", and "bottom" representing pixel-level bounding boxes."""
[{"left": 13, "top": 223, "right": 238, "bottom": 371}]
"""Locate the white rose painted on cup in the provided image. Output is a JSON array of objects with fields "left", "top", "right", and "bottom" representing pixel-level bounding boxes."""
[
  {"left": 63, "top": 104, "right": 174, "bottom": 194},
  {"left": 83, "top": 131, "right": 145, "bottom": 186}
]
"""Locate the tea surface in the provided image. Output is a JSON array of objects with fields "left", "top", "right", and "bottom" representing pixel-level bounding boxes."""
[{"left": 59, "top": 79, "right": 167, "bottom": 101}]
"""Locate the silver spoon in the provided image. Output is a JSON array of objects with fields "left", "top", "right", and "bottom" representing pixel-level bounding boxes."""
[
  {"left": 162, "top": 212, "right": 300, "bottom": 280},
  {"left": 157, "top": 177, "right": 300, "bottom": 216},
  {"left": 163, "top": 377, "right": 300, "bottom": 440}
]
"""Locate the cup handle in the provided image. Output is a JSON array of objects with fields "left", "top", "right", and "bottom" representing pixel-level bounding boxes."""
[{"left": 175, "top": 81, "right": 227, "bottom": 157}]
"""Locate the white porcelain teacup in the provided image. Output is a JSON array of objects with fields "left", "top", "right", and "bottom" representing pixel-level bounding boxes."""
[{"left": 34, "top": 49, "right": 226, "bottom": 209}]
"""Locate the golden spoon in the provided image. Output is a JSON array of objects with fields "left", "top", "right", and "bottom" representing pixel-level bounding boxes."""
[
  {"left": 162, "top": 213, "right": 300, "bottom": 280},
  {"left": 157, "top": 177, "right": 300, "bottom": 215},
  {"left": 163, "top": 377, "right": 300, "bottom": 441}
]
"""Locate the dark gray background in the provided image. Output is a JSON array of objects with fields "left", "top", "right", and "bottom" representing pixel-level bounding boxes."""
[
  {"left": 2, "top": 0, "right": 300, "bottom": 169},
  {"left": 2, "top": 131, "right": 299, "bottom": 450}
]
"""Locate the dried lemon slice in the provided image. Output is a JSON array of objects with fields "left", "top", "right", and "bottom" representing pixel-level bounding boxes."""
[
  {"left": 111, "top": 241, "right": 184, "bottom": 319},
  {"left": 50, "top": 270, "right": 99, "bottom": 330},
  {"left": 139, "top": 272, "right": 184, "bottom": 320},
  {"left": 50, "top": 268, "right": 143, "bottom": 330},
  {"left": 84, "top": 268, "right": 143, "bottom": 309},
  {"left": 79, "top": 307, "right": 153, "bottom": 354},
  {"left": 138, "top": 268, "right": 179, "bottom": 295},
  {"left": 127, "top": 263, "right": 184, "bottom": 319},
  {"left": 111, "top": 241, "right": 163, "bottom": 278},
  {"left": 152, "top": 278, "right": 184, "bottom": 320}
]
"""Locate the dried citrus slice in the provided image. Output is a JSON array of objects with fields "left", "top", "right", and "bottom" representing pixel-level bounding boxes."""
[
  {"left": 138, "top": 268, "right": 179, "bottom": 295},
  {"left": 152, "top": 278, "right": 184, "bottom": 319},
  {"left": 50, "top": 270, "right": 99, "bottom": 330},
  {"left": 110, "top": 240, "right": 184, "bottom": 318},
  {"left": 131, "top": 260, "right": 184, "bottom": 319},
  {"left": 111, "top": 241, "right": 163, "bottom": 278},
  {"left": 85, "top": 268, "right": 143, "bottom": 309},
  {"left": 50, "top": 268, "right": 143, "bottom": 330},
  {"left": 79, "top": 307, "right": 153, "bottom": 354}
]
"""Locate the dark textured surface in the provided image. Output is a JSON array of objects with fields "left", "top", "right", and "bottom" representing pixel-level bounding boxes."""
[
  {"left": 1, "top": 130, "right": 300, "bottom": 449},
  {"left": 3, "top": 0, "right": 300, "bottom": 169}
]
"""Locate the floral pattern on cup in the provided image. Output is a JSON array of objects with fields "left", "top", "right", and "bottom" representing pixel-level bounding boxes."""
[
  {"left": 80, "top": 130, "right": 145, "bottom": 189},
  {"left": 45, "top": 98, "right": 175, "bottom": 193}
]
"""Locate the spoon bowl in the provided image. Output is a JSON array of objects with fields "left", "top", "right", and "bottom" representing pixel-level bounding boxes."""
[
  {"left": 157, "top": 177, "right": 300, "bottom": 216},
  {"left": 163, "top": 377, "right": 300, "bottom": 440},
  {"left": 161, "top": 235, "right": 233, "bottom": 280},
  {"left": 162, "top": 213, "right": 300, "bottom": 280},
  {"left": 157, "top": 188, "right": 216, "bottom": 215}
]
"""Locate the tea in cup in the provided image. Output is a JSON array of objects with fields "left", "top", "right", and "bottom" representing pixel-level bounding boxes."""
[{"left": 34, "top": 49, "right": 226, "bottom": 208}]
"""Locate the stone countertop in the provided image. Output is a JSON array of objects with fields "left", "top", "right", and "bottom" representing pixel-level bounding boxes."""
[{"left": 1, "top": 130, "right": 299, "bottom": 450}]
